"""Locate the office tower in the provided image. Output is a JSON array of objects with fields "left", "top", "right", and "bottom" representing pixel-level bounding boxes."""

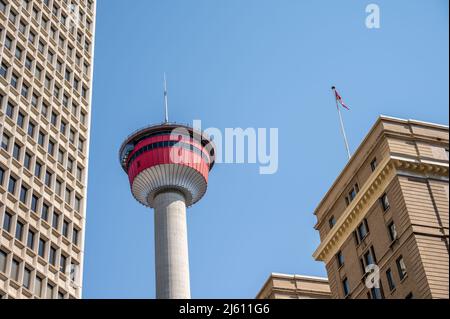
[
  {"left": 0, "top": 0, "right": 96, "bottom": 299},
  {"left": 313, "top": 116, "right": 448, "bottom": 299}
]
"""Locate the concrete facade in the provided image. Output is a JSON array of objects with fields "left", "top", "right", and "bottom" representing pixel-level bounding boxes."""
[
  {"left": 313, "top": 116, "right": 449, "bottom": 299},
  {"left": 0, "top": 0, "right": 96, "bottom": 299},
  {"left": 154, "top": 191, "right": 191, "bottom": 299},
  {"left": 256, "top": 273, "right": 331, "bottom": 299}
]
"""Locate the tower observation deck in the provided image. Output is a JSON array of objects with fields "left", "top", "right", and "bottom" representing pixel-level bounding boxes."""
[{"left": 119, "top": 122, "right": 215, "bottom": 299}]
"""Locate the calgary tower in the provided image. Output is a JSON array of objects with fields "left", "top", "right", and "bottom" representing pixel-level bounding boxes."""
[{"left": 119, "top": 77, "right": 215, "bottom": 298}]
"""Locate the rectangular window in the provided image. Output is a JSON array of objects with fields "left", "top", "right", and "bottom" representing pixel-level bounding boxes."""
[
  {"left": 20, "top": 185, "right": 28, "bottom": 203},
  {"left": 46, "top": 284, "right": 54, "bottom": 299},
  {"left": 62, "top": 220, "right": 69, "bottom": 238},
  {"left": 10, "top": 259, "right": 20, "bottom": 282},
  {"left": 17, "top": 111, "right": 25, "bottom": 128},
  {"left": 396, "top": 256, "right": 407, "bottom": 280},
  {"left": 12, "top": 143, "right": 21, "bottom": 160},
  {"left": 328, "top": 216, "right": 336, "bottom": 229},
  {"left": 38, "top": 239, "right": 46, "bottom": 258},
  {"left": 336, "top": 251, "right": 344, "bottom": 268},
  {"left": 35, "top": 162, "right": 42, "bottom": 178},
  {"left": 1, "top": 133, "right": 9, "bottom": 151},
  {"left": 0, "top": 167, "right": 4, "bottom": 186},
  {"left": 0, "top": 250, "right": 7, "bottom": 273},
  {"left": 15, "top": 220, "right": 24, "bottom": 241},
  {"left": 41, "top": 203, "right": 49, "bottom": 221},
  {"left": 8, "top": 176, "right": 17, "bottom": 194},
  {"left": 370, "top": 286, "right": 384, "bottom": 299},
  {"left": 364, "top": 247, "right": 376, "bottom": 268},
  {"left": 23, "top": 267, "right": 32, "bottom": 289},
  {"left": 371, "top": 158, "right": 378, "bottom": 172},
  {"left": 380, "top": 193, "right": 390, "bottom": 212},
  {"left": 60, "top": 254, "right": 67, "bottom": 273},
  {"left": 31, "top": 194, "right": 39, "bottom": 213},
  {"left": 27, "top": 229, "right": 35, "bottom": 250},
  {"left": 35, "top": 276, "right": 43, "bottom": 297},
  {"left": 388, "top": 221, "right": 397, "bottom": 242},
  {"left": 342, "top": 278, "right": 350, "bottom": 297},
  {"left": 24, "top": 152, "right": 32, "bottom": 170},
  {"left": 386, "top": 268, "right": 396, "bottom": 291},
  {"left": 357, "top": 219, "right": 369, "bottom": 242},
  {"left": 72, "top": 228, "right": 79, "bottom": 246},
  {"left": 49, "top": 246, "right": 57, "bottom": 266},
  {"left": 2, "top": 211, "right": 12, "bottom": 233},
  {"left": 52, "top": 212, "right": 59, "bottom": 230}
]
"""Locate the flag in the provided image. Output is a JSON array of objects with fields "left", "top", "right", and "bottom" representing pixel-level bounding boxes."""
[{"left": 334, "top": 89, "right": 350, "bottom": 110}]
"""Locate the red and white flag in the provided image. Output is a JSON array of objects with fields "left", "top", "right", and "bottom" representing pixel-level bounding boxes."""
[{"left": 334, "top": 89, "right": 350, "bottom": 110}]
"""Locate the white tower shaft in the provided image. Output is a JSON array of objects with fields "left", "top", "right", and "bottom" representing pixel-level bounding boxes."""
[{"left": 153, "top": 191, "right": 191, "bottom": 299}]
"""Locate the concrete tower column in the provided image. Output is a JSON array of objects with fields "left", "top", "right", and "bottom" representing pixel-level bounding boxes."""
[{"left": 153, "top": 191, "right": 191, "bottom": 299}]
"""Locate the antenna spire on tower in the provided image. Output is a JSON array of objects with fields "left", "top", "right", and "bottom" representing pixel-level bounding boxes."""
[{"left": 164, "top": 73, "right": 169, "bottom": 123}]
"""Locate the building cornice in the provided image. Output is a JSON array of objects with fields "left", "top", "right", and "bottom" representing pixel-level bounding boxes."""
[{"left": 313, "top": 157, "right": 449, "bottom": 264}]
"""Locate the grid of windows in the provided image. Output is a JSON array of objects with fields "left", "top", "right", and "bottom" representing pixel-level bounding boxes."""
[{"left": 1, "top": 0, "right": 95, "bottom": 299}]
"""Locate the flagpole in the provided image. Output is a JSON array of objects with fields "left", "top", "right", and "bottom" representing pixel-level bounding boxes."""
[{"left": 332, "top": 86, "right": 351, "bottom": 160}]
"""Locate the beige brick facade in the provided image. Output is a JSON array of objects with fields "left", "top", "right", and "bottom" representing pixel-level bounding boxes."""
[{"left": 313, "top": 116, "right": 449, "bottom": 299}]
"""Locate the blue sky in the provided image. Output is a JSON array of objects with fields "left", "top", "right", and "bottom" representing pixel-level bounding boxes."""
[{"left": 83, "top": 0, "right": 449, "bottom": 298}]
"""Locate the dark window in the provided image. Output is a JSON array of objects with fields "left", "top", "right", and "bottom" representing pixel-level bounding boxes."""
[
  {"left": 62, "top": 220, "right": 69, "bottom": 237},
  {"left": 1, "top": 133, "right": 9, "bottom": 150},
  {"left": 31, "top": 194, "right": 39, "bottom": 213},
  {"left": 72, "top": 228, "right": 79, "bottom": 246},
  {"left": 328, "top": 216, "right": 336, "bottom": 229},
  {"left": 23, "top": 267, "right": 32, "bottom": 289},
  {"left": 60, "top": 254, "right": 67, "bottom": 273},
  {"left": 370, "top": 286, "right": 384, "bottom": 299},
  {"left": 44, "top": 170, "right": 52, "bottom": 187},
  {"left": 41, "top": 203, "right": 49, "bottom": 221},
  {"left": 35, "top": 162, "right": 42, "bottom": 178},
  {"left": 24, "top": 152, "right": 32, "bottom": 170},
  {"left": 27, "top": 230, "right": 35, "bottom": 250},
  {"left": 52, "top": 212, "right": 59, "bottom": 230},
  {"left": 396, "top": 256, "right": 407, "bottom": 280},
  {"left": 386, "top": 268, "right": 396, "bottom": 291},
  {"left": 364, "top": 247, "right": 377, "bottom": 268},
  {"left": 405, "top": 292, "right": 413, "bottom": 299},
  {"left": 342, "top": 278, "right": 350, "bottom": 297},
  {"left": 17, "top": 112, "right": 25, "bottom": 128},
  {"left": 49, "top": 246, "right": 57, "bottom": 266},
  {"left": 38, "top": 239, "right": 46, "bottom": 258},
  {"left": 15, "top": 220, "right": 24, "bottom": 241},
  {"left": 10, "top": 259, "right": 20, "bottom": 281},
  {"left": 0, "top": 167, "right": 4, "bottom": 185},
  {"left": 357, "top": 219, "right": 369, "bottom": 241},
  {"left": 12, "top": 143, "right": 21, "bottom": 160},
  {"left": 380, "top": 193, "right": 390, "bottom": 212},
  {"left": 388, "top": 221, "right": 397, "bottom": 242},
  {"left": 2, "top": 212, "right": 12, "bottom": 232},
  {"left": 370, "top": 158, "right": 378, "bottom": 172},
  {"left": 8, "top": 176, "right": 17, "bottom": 194},
  {"left": 336, "top": 251, "right": 344, "bottom": 267},
  {"left": 6, "top": 102, "right": 15, "bottom": 118},
  {"left": 0, "top": 250, "right": 7, "bottom": 273},
  {"left": 20, "top": 185, "right": 28, "bottom": 203}
]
